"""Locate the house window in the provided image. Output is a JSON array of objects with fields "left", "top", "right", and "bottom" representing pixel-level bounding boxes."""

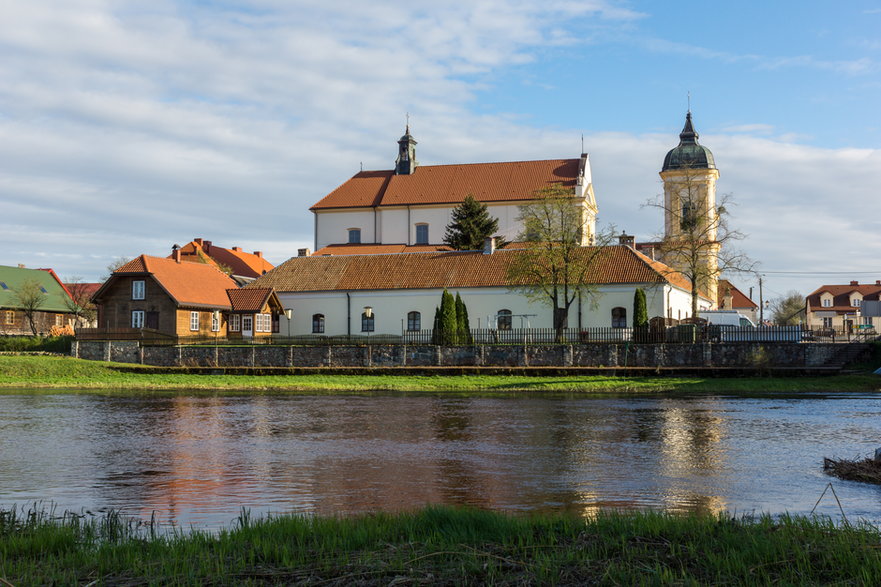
[
  {"left": 361, "top": 311, "right": 375, "bottom": 332},
  {"left": 190, "top": 311, "right": 200, "bottom": 331},
  {"left": 132, "top": 280, "right": 145, "bottom": 300},
  {"left": 55, "top": 314, "right": 64, "bottom": 326},
  {"left": 853, "top": 298, "right": 862, "bottom": 307},
  {"left": 415, "top": 224, "right": 429, "bottom": 245},
  {"left": 497, "top": 309, "right": 512, "bottom": 330},
  {"left": 611, "top": 307, "right": 627, "bottom": 328},
  {"left": 132, "top": 310, "right": 145, "bottom": 328},
  {"left": 312, "top": 313, "right": 325, "bottom": 333},
  {"left": 822, "top": 298, "right": 832, "bottom": 307},
  {"left": 348, "top": 228, "right": 361, "bottom": 244},
  {"left": 211, "top": 312, "right": 220, "bottom": 332},
  {"left": 4, "top": 311, "right": 13, "bottom": 325},
  {"left": 407, "top": 311, "right": 421, "bottom": 331},
  {"left": 861, "top": 316, "right": 873, "bottom": 326},
  {"left": 229, "top": 314, "right": 241, "bottom": 332},
  {"left": 822, "top": 317, "right": 833, "bottom": 328}
]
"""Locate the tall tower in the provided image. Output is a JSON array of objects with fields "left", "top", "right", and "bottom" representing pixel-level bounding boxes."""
[
  {"left": 660, "top": 111, "right": 721, "bottom": 308},
  {"left": 395, "top": 124, "right": 417, "bottom": 175}
]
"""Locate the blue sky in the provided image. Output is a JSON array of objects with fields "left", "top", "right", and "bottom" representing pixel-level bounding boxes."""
[{"left": 1, "top": 0, "right": 880, "bottom": 303}]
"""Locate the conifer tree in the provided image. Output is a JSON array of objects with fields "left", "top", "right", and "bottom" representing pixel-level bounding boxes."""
[
  {"left": 443, "top": 194, "right": 503, "bottom": 250},
  {"left": 633, "top": 288, "right": 648, "bottom": 328},
  {"left": 440, "top": 290, "right": 457, "bottom": 345},
  {"left": 455, "top": 292, "right": 473, "bottom": 344},
  {"left": 431, "top": 306, "right": 442, "bottom": 344}
]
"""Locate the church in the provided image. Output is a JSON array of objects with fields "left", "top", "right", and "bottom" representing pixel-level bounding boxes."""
[{"left": 250, "top": 114, "right": 721, "bottom": 337}]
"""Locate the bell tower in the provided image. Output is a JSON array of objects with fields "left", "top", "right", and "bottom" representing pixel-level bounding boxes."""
[
  {"left": 395, "top": 123, "right": 417, "bottom": 175},
  {"left": 659, "top": 111, "right": 721, "bottom": 307}
]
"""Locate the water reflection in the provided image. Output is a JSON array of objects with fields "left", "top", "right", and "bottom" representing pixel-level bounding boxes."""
[{"left": 1, "top": 392, "right": 881, "bottom": 528}]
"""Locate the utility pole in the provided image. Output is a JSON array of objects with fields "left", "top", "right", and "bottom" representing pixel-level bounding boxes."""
[{"left": 758, "top": 275, "right": 764, "bottom": 324}]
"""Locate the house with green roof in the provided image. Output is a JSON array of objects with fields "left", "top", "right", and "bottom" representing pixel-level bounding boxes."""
[{"left": 0, "top": 265, "right": 76, "bottom": 335}]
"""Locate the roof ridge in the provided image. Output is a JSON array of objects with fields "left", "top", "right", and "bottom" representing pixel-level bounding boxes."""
[{"left": 361, "top": 157, "right": 579, "bottom": 174}]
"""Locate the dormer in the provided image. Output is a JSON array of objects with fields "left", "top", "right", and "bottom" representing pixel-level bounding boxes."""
[
  {"left": 819, "top": 292, "right": 834, "bottom": 308},
  {"left": 850, "top": 292, "right": 863, "bottom": 308}
]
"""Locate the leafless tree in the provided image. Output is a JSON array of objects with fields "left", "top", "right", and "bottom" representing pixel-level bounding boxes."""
[
  {"left": 13, "top": 279, "right": 47, "bottom": 335},
  {"left": 770, "top": 291, "right": 805, "bottom": 326},
  {"left": 63, "top": 276, "right": 97, "bottom": 328}
]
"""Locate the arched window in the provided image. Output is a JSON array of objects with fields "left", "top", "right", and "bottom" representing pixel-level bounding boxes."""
[
  {"left": 361, "top": 311, "right": 375, "bottom": 332},
  {"left": 611, "top": 307, "right": 627, "bottom": 328},
  {"left": 312, "top": 313, "right": 325, "bottom": 333},
  {"left": 497, "top": 309, "right": 512, "bottom": 330},
  {"left": 407, "top": 311, "right": 421, "bottom": 331}
]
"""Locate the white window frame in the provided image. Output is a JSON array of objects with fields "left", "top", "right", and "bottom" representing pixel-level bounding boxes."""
[
  {"left": 211, "top": 313, "right": 220, "bottom": 332},
  {"left": 852, "top": 298, "right": 862, "bottom": 307},
  {"left": 822, "top": 298, "right": 831, "bottom": 307},
  {"left": 822, "top": 317, "right": 833, "bottom": 328},
  {"left": 229, "top": 314, "right": 241, "bottom": 332},
  {"left": 190, "top": 311, "right": 200, "bottom": 331},
  {"left": 132, "top": 280, "right": 145, "bottom": 300},
  {"left": 4, "top": 310, "right": 13, "bottom": 325},
  {"left": 132, "top": 310, "right": 145, "bottom": 328}
]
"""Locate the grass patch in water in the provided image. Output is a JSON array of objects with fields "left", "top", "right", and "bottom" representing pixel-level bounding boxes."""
[
  {"left": 1, "top": 355, "right": 879, "bottom": 394},
  {"left": 2, "top": 505, "right": 881, "bottom": 584}
]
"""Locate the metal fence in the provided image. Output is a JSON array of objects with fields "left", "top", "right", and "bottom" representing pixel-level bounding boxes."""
[{"left": 75, "top": 324, "right": 880, "bottom": 346}]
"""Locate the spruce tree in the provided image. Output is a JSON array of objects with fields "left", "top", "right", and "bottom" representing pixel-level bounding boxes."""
[
  {"left": 455, "top": 292, "right": 473, "bottom": 345},
  {"left": 633, "top": 288, "right": 648, "bottom": 328},
  {"left": 440, "top": 290, "right": 457, "bottom": 345},
  {"left": 443, "top": 194, "right": 503, "bottom": 250}
]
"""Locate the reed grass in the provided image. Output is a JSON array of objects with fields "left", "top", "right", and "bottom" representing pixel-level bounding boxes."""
[
  {"left": 2, "top": 505, "right": 881, "bottom": 584},
  {"left": 2, "top": 355, "right": 880, "bottom": 394}
]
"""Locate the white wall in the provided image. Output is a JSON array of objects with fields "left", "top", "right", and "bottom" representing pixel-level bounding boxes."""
[
  {"left": 277, "top": 283, "right": 701, "bottom": 336},
  {"left": 314, "top": 209, "right": 376, "bottom": 250}
]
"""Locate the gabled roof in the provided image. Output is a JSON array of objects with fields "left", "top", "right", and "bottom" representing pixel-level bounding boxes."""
[
  {"left": 248, "top": 245, "right": 703, "bottom": 298},
  {"left": 171, "top": 238, "right": 274, "bottom": 279},
  {"left": 0, "top": 265, "right": 74, "bottom": 313},
  {"left": 718, "top": 279, "right": 758, "bottom": 310},
  {"left": 95, "top": 255, "right": 239, "bottom": 309},
  {"left": 227, "top": 287, "right": 282, "bottom": 313},
  {"left": 311, "top": 159, "right": 581, "bottom": 210},
  {"left": 312, "top": 244, "right": 454, "bottom": 256}
]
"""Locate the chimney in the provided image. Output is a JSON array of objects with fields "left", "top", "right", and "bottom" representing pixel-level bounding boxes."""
[
  {"left": 618, "top": 232, "right": 635, "bottom": 248},
  {"left": 722, "top": 286, "right": 734, "bottom": 310},
  {"left": 483, "top": 236, "right": 496, "bottom": 255},
  {"left": 204, "top": 240, "right": 211, "bottom": 253},
  {"left": 253, "top": 251, "right": 263, "bottom": 258},
  {"left": 172, "top": 244, "right": 181, "bottom": 263},
  {"left": 232, "top": 246, "right": 242, "bottom": 252},
  {"left": 876, "top": 280, "right": 881, "bottom": 286},
  {"left": 194, "top": 238, "right": 203, "bottom": 246},
  {"left": 298, "top": 248, "right": 311, "bottom": 257},
  {"left": 850, "top": 280, "right": 859, "bottom": 286}
]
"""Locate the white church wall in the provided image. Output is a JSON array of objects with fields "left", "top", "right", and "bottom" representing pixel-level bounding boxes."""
[{"left": 314, "top": 209, "right": 376, "bottom": 250}]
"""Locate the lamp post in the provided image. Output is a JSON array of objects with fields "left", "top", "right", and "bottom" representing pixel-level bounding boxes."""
[
  {"left": 284, "top": 308, "right": 293, "bottom": 340},
  {"left": 363, "top": 306, "right": 373, "bottom": 344},
  {"left": 212, "top": 310, "right": 220, "bottom": 348}
]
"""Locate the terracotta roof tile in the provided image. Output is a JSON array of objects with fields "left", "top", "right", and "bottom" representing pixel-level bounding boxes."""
[
  {"left": 172, "top": 240, "right": 274, "bottom": 279},
  {"left": 310, "top": 159, "right": 579, "bottom": 210},
  {"left": 806, "top": 282, "right": 881, "bottom": 308},
  {"left": 227, "top": 288, "right": 274, "bottom": 312},
  {"left": 718, "top": 279, "right": 758, "bottom": 309},
  {"left": 110, "top": 255, "right": 238, "bottom": 308},
  {"left": 312, "top": 244, "right": 454, "bottom": 256},
  {"left": 249, "top": 246, "right": 702, "bottom": 298}
]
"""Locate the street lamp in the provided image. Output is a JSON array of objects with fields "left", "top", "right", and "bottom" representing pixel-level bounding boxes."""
[
  {"left": 212, "top": 310, "right": 220, "bottom": 347},
  {"left": 284, "top": 308, "right": 293, "bottom": 340},
  {"left": 363, "top": 306, "right": 373, "bottom": 344}
]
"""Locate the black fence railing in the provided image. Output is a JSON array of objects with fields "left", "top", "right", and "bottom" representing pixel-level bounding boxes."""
[{"left": 72, "top": 324, "right": 880, "bottom": 346}]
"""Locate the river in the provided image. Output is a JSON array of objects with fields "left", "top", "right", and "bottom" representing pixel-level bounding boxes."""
[{"left": 1, "top": 391, "right": 880, "bottom": 529}]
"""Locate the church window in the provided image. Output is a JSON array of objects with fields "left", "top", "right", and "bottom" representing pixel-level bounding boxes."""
[
  {"left": 312, "top": 313, "right": 325, "bottom": 333},
  {"left": 415, "top": 224, "right": 429, "bottom": 245},
  {"left": 680, "top": 201, "right": 697, "bottom": 231},
  {"left": 497, "top": 309, "right": 512, "bottom": 330},
  {"left": 611, "top": 307, "right": 627, "bottom": 328},
  {"left": 407, "top": 311, "right": 421, "bottom": 331},
  {"left": 348, "top": 229, "right": 361, "bottom": 244}
]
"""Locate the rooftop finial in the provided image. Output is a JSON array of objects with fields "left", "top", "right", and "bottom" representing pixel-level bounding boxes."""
[
  {"left": 687, "top": 91, "right": 691, "bottom": 114},
  {"left": 405, "top": 112, "right": 410, "bottom": 135}
]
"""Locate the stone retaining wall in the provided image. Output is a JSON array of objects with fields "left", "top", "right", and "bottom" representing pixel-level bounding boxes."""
[{"left": 71, "top": 340, "right": 844, "bottom": 369}]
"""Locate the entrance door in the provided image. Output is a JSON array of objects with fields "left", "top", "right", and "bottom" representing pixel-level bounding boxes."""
[
  {"left": 145, "top": 311, "right": 159, "bottom": 330},
  {"left": 242, "top": 315, "right": 253, "bottom": 338}
]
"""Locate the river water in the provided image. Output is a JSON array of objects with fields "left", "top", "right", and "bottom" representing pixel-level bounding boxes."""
[{"left": 1, "top": 391, "right": 880, "bottom": 529}]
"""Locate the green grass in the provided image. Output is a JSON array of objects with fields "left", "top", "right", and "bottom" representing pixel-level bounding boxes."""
[
  {"left": 2, "top": 505, "right": 881, "bottom": 584},
  {"left": 1, "top": 354, "right": 880, "bottom": 394}
]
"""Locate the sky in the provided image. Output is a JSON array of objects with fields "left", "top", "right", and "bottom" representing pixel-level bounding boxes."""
[{"left": 2, "top": 0, "right": 880, "bottom": 305}]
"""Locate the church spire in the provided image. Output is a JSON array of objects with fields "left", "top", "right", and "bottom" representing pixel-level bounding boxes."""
[
  {"left": 395, "top": 119, "right": 417, "bottom": 175},
  {"left": 678, "top": 110, "right": 698, "bottom": 145}
]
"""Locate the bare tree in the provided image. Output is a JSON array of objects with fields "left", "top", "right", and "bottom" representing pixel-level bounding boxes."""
[
  {"left": 13, "top": 279, "right": 47, "bottom": 335},
  {"left": 770, "top": 291, "right": 805, "bottom": 326},
  {"left": 506, "top": 186, "right": 614, "bottom": 341},
  {"left": 101, "top": 257, "right": 131, "bottom": 282},
  {"left": 646, "top": 166, "right": 756, "bottom": 318},
  {"left": 64, "top": 277, "right": 97, "bottom": 328}
]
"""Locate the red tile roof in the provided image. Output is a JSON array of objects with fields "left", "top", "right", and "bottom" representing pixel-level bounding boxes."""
[
  {"left": 227, "top": 288, "right": 279, "bottom": 313},
  {"left": 172, "top": 239, "right": 274, "bottom": 279},
  {"left": 249, "top": 245, "right": 703, "bottom": 298},
  {"left": 718, "top": 279, "right": 758, "bottom": 310},
  {"left": 107, "top": 255, "right": 239, "bottom": 308},
  {"left": 807, "top": 282, "right": 881, "bottom": 309},
  {"left": 310, "top": 159, "right": 580, "bottom": 210},
  {"left": 312, "top": 244, "right": 454, "bottom": 256}
]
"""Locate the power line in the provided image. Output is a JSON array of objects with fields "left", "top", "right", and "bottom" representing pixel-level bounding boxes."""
[{"left": 759, "top": 270, "right": 881, "bottom": 275}]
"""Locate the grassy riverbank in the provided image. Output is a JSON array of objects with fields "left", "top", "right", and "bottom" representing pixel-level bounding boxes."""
[
  {"left": 1, "top": 354, "right": 880, "bottom": 393},
  {"left": 2, "top": 506, "right": 881, "bottom": 584}
]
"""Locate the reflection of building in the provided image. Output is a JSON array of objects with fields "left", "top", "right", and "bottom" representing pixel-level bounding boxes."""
[{"left": 805, "top": 280, "right": 881, "bottom": 331}]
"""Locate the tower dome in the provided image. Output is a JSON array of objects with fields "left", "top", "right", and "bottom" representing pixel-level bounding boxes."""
[{"left": 661, "top": 111, "right": 716, "bottom": 171}]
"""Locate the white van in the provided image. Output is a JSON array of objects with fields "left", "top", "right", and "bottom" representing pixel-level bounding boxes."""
[{"left": 698, "top": 310, "right": 756, "bottom": 328}]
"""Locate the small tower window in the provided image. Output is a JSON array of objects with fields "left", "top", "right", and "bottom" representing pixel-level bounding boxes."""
[
  {"left": 415, "top": 224, "right": 429, "bottom": 245},
  {"left": 348, "top": 229, "right": 361, "bottom": 244},
  {"left": 680, "top": 201, "right": 697, "bottom": 231}
]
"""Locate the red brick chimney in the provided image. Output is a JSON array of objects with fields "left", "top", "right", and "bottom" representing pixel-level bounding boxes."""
[
  {"left": 203, "top": 241, "right": 211, "bottom": 253},
  {"left": 254, "top": 251, "right": 262, "bottom": 258},
  {"left": 172, "top": 244, "right": 181, "bottom": 263},
  {"left": 850, "top": 280, "right": 859, "bottom": 286}
]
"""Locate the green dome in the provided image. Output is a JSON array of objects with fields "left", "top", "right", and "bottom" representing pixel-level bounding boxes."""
[{"left": 662, "top": 112, "right": 716, "bottom": 171}]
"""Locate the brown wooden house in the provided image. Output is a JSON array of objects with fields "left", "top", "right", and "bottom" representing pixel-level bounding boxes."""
[
  {"left": 226, "top": 288, "right": 284, "bottom": 339},
  {"left": 90, "top": 253, "right": 241, "bottom": 339}
]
